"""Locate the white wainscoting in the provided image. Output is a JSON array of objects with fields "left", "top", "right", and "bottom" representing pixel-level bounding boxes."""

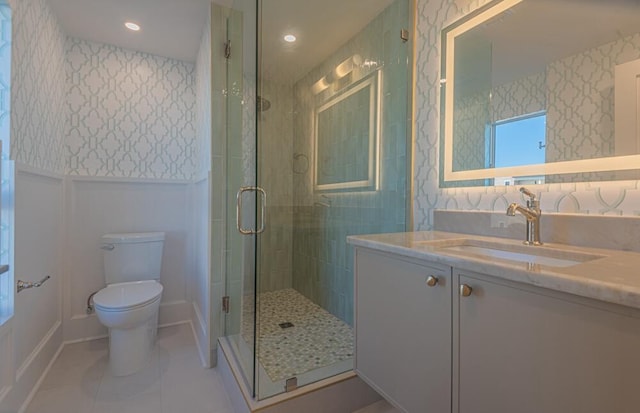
[
  {"left": 0, "top": 164, "right": 64, "bottom": 411},
  {"left": 63, "top": 176, "right": 195, "bottom": 342},
  {"left": 0, "top": 168, "right": 210, "bottom": 411},
  {"left": 192, "top": 173, "right": 211, "bottom": 366}
]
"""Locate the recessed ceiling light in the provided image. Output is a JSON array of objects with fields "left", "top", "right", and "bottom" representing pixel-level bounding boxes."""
[
  {"left": 125, "top": 22, "right": 141, "bottom": 31},
  {"left": 284, "top": 34, "right": 296, "bottom": 43}
]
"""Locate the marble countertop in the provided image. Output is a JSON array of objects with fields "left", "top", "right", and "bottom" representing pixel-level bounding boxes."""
[{"left": 348, "top": 231, "right": 640, "bottom": 310}]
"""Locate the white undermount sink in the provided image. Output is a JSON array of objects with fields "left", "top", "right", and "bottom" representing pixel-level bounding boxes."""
[{"left": 418, "top": 238, "right": 606, "bottom": 268}]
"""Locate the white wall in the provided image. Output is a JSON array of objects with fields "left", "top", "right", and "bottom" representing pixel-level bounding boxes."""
[
  {"left": 58, "top": 1, "right": 204, "bottom": 346},
  {"left": 0, "top": 0, "right": 67, "bottom": 409},
  {"left": 192, "top": 4, "right": 212, "bottom": 366},
  {"left": 2, "top": 166, "right": 64, "bottom": 411},
  {"left": 63, "top": 177, "right": 193, "bottom": 342},
  {"left": 0, "top": 0, "right": 208, "bottom": 409},
  {"left": 191, "top": 175, "right": 211, "bottom": 366}
]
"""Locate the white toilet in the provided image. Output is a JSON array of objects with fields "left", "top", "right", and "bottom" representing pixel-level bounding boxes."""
[{"left": 93, "top": 232, "right": 165, "bottom": 376}]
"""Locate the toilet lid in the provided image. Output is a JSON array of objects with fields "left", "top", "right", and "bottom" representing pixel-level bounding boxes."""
[{"left": 93, "top": 281, "right": 163, "bottom": 311}]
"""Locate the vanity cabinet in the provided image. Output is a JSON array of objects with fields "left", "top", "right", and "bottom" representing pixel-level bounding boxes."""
[
  {"left": 354, "top": 248, "right": 452, "bottom": 413},
  {"left": 454, "top": 270, "right": 640, "bottom": 413}
]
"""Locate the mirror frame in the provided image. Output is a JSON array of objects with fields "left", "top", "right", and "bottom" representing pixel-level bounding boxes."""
[
  {"left": 441, "top": 0, "right": 640, "bottom": 183},
  {"left": 313, "top": 70, "right": 381, "bottom": 191}
]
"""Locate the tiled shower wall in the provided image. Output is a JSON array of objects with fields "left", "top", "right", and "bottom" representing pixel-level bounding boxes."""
[
  {"left": 258, "top": 80, "right": 294, "bottom": 293},
  {"left": 414, "top": 0, "right": 640, "bottom": 229},
  {"left": 291, "top": 0, "right": 410, "bottom": 325}
]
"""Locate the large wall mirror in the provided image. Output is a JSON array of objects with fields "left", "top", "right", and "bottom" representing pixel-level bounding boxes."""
[
  {"left": 440, "top": 0, "right": 640, "bottom": 186},
  {"left": 314, "top": 71, "right": 380, "bottom": 191}
]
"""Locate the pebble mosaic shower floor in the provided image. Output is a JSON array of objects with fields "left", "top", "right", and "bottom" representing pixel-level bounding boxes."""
[{"left": 242, "top": 288, "right": 354, "bottom": 382}]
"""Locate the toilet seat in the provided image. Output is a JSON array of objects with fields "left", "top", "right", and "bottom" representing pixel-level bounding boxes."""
[{"left": 94, "top": 280, "right": 163, "bottom": 312}]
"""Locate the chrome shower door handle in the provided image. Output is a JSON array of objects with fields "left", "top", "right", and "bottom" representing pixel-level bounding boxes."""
[{"left": 236, "top": 186, "right": 267, "bottom": 235}]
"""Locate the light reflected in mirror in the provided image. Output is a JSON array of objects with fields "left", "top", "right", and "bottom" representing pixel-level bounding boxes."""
[{"left": 441, "top": 0, "right": 640, "bottom": 186}]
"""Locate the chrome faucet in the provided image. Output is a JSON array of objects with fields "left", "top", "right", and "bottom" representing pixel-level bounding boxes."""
[{"left": 506, "top": 187, "right": 543, "bottom": 246}]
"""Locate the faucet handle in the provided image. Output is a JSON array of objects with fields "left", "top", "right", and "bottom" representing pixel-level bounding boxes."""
[{"left": 519, "top": 187, "right": 536, "bottom": 201}]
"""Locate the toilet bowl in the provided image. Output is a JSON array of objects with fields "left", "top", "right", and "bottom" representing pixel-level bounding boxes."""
[
  {"left": 94, "top": 232, "right": 165, "bottom": 376},
  {"left": 94, "top": 280, "right": 163, "bottom": 376}
]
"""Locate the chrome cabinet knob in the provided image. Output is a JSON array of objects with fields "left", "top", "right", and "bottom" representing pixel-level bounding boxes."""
[
  {"left": 426, "top": 276, "right": 439, "bottom": 287},
  {"left": 460, "top": 284, "right": 473, "bottom": 297}
]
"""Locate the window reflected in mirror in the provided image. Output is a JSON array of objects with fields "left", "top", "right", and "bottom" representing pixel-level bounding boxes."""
[{"left": 441, "top": 0, "right": 640, "bottom": 186}]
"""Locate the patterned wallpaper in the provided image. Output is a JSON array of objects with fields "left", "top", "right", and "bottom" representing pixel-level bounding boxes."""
[
  {"left": 10, "top": 0, "right": 66, "bottom": 173},
  {"left": 195, "top": 12, "right": 211, "bottom": 176},
  {"left": 546, "top": 33, "right": 640, "bottom": 164},
  {"left": 65, "top": 38, "right": 197, "bottom": 179},
  {"left": 492, "top": 72, "right": 546, "bottom": 123},
  {"left": 452, "top": 92, "right": 487, "bottom": 172},
  {"left": 0, "top": 4, "right": 10, "bottom": 271},
  {"left": 0, "top": 4, "right": 9, "bottom": 155},
  {"left": 414, "top": 0, "right": 640, "bottom": 230}
]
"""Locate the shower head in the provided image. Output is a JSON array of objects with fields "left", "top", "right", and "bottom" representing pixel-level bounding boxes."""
[{"left": 257, "top": 96, "right": 271, "bottom": 112}]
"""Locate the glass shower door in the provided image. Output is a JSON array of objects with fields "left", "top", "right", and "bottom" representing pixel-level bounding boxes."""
[
  {"left": 253, "top": 0, "right": 412, "bottom": 400},
  {"left": 223, "top": 0, "right": 259, "bottom": 396},
  {"left": 221, "top": 0, "right": 412, "bottom": 401}
]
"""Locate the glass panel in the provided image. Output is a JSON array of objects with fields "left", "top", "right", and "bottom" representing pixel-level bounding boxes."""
[
  {"left": 223, "top": 0, "right": 258, "bottom": 396},
  {"left": 0, "top": 3, "right": 12, "bottom": 325},
  {"left": 255, "top": 0, "right": 411, "bottom": 399}
]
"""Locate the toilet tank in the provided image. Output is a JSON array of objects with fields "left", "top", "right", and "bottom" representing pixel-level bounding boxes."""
[{"left": 101, "top": 232, "right": 165, "bottom": 284}]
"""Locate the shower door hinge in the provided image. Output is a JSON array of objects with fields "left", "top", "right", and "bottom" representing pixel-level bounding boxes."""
[
  {"left": 222, "top": 296, "right": 230, "bottom": 314},
  {"left": 400, "top": 29, "right": 409, "bottom": 43},
  {"left": 285, "top": 377, "right": 298, "bottom": 392},
  {"left": 224, "top": 40, "right": 231, "bottom": 59}
]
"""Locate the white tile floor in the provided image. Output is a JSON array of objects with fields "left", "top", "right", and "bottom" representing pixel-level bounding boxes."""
[{"left": 26, "top": 323, "right": 234, "bottom": 413}]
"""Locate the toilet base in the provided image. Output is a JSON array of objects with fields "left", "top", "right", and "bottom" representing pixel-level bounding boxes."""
[{"left": 108, "top": 314, "right": 158, "bottom": 376}]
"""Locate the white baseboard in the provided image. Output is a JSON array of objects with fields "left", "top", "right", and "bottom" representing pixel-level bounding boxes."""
[
  {"left": 65, "top": 300, "right": 191, "bottom": 342},
  {"left": 191, "top": 302, "right": 210, "bottom": 367}
]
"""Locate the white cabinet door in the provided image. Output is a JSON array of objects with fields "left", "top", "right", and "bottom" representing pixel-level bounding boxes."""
[
  {"left": 355, "top": 248, "right": 451, "bottom": 413},
  {"left": 455, "top": 271, "right": 640, "bottom": 413}
]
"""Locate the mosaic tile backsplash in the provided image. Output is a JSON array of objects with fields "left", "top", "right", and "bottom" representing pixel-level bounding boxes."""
[
  {"left": 414, "top": 0, "right": 640, "bottom": 229},
  {"left": 65, "top": 38, "right": 197, "bottom": 179}
]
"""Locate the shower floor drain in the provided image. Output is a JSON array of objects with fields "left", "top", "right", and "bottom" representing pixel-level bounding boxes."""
[{"left": 279, "top": 322, "right": 294, "bottom": 329}]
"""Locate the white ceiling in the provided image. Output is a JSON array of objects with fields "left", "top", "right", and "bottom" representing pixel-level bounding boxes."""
[
  {"left": 49, "top": 0, "right": 395, "bottom": 83},
  {"left": 260, "top": 0, "right": 394, "bottom": 84},
  {"left": 475, "top": 0, "right": 640, "bottom": 86},
  {"left": 48, "top": 0, "right": 229, "bottom": 63}
]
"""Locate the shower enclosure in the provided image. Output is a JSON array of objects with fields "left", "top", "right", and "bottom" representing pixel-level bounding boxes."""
[{"left": 220, "top": 0, "right": 414, "bottom": 400}]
